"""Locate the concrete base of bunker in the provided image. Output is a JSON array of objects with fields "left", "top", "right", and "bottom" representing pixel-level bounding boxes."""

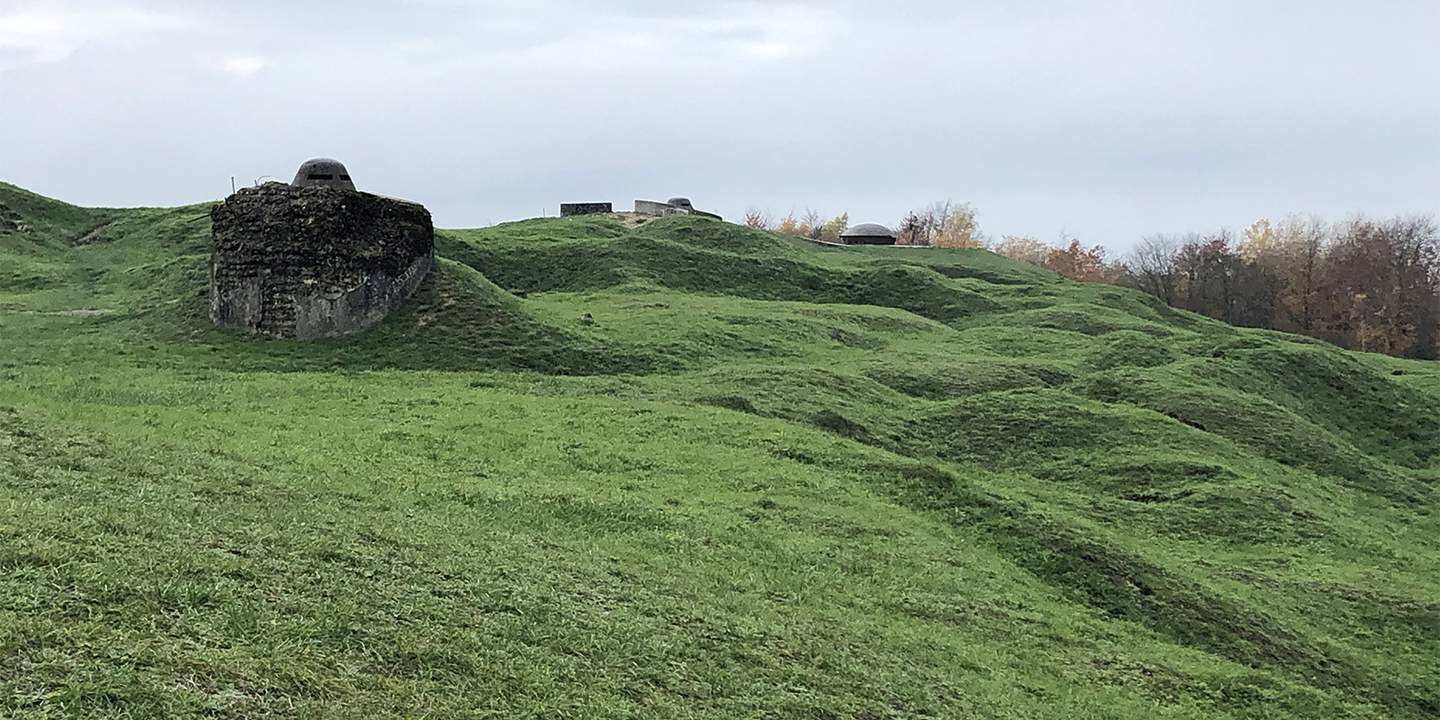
[
  {"left": 209, "top": 183, "right": 435, "bottom": 340},
  {"left": 286, "top": 253, "right": 433, "bottom": 339}
]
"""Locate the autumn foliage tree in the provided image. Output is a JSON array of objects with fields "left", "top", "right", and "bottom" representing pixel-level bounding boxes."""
[
  {"left": 774, "top": 212, "right": 809, "bottom": 237},
  {"left": 1044, "top": 236, "right": 1114, "bottom": 282},
  {"left": 897, "top": 201, "right": 984, "bottom": 248},
  {"left": 989, "top": 235, "right": 1051, "bottom": 267},
  {"left": 988, "top": 234, "right": 1118, "bottom": 282},
  {"left": 896, "top": 212, "right": 925, "bottom": 246},
  {"left": 1322, "top": 216, "right": 1440, "bottom": 358},
  {"left": 820, "top": 213, "right": 849, "bottom": 243},
  {"left": 754, "top": 209, "right": 850, "bottom": 242}
]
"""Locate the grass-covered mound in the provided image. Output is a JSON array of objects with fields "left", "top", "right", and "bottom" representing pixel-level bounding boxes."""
[{"left": 2, "top": 185, "right": 1438, "bottom": 719}]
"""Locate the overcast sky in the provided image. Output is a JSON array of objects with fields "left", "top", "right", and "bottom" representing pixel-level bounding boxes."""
[{"left": 2, "top": 1, "right": 1438, "bottom": 248}]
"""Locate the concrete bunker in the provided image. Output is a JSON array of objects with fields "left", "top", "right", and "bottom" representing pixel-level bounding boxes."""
[
  {"left": 841, "top": 223, "right": 898, "bottom": 246},
  {"left": 634, "top": 196, "right": 721, "bottom": 221},
  {"left": 209, "top": 159, "right": 434, "bottom": 340},
  {"left": 560, "top": 202, "right": 613, "bottom": 217}
]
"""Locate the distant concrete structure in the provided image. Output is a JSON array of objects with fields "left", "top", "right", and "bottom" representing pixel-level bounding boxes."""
[
  {"left": 0, "top": 203, "right": 21, "bottom": 233},
  {"left": 634, "top": 196, "right": 721, "bottom": 221},
  {"left": 209, "top": 159, "right": 433, "bottom": 340},
  {"left": 551, "top": 195, "right": 721, "bottom": 221},
  {"left": 560, "top": 202, "right": 613, "bottom": 217},
  {"left": 634, "top": 199, "right": 679, "bottom": 216},
  {"left": 841, "top": 223, "right": 898, "bottom": 246},
  {"left": 291, "top": 158, "right": 356, "bottom": 191}
]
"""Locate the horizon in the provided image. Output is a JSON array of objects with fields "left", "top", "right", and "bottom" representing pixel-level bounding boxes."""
[{"left": 3, "top": 1, "right": 1439, "bottom": 248}]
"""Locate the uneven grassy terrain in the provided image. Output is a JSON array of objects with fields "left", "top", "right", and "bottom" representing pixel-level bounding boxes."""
[{"left": 2, "top": 180, "right": 1438, "bottom": 719}]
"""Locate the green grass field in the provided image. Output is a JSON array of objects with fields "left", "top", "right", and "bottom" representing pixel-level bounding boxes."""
[{"left": 2, "top": 180, "right": 1438, "bottom": 719}]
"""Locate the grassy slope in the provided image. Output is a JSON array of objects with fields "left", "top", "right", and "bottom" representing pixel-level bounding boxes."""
[{"left": 2, "top": 181, "right": 1438, "bottom": 719}]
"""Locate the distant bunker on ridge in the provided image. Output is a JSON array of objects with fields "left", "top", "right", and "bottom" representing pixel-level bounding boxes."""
[
  {"left": 559, "top": 195, "right": 721, "bottom": 221},
  {"left": 209, "top": 158, "right": 434, "bottom": 340},
  {"left": 560, "top": 202, "right": 613, "bottom": 217},
  {"left": 634, "top": 196, "right": 722, "bottom": 221},
  {"left": 841, "top": 223, "right": 898, "bottom": 246}
]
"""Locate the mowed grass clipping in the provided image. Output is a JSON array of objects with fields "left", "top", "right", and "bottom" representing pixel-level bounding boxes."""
[{"left": 2, "top": 182, "right": 1438, "bottom": 719}]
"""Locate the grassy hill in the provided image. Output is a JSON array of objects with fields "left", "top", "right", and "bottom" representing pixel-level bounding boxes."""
[{"left": 2, "top": 180, "right": 1438, "bottom": 719}]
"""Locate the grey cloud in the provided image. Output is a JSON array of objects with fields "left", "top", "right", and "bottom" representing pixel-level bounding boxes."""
[{"left": 1, "top": 1, "right": 1437, "bottom": 247}]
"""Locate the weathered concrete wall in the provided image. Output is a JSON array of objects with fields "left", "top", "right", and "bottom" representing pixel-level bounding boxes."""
[
  {"left": 634, "top": 198, "right": 723, "bottom": 221},
  {"left": 209, "top": 183, "right": 434, "bottom": 340},
  {"left": 634, "top": 199, "right": 681, "bottom": 216},
  {"left": 289, "top": 254, "right": 434, "bottom": 339},
  {"left": 560, "top": 202, "right": 613, "bottom": 216}
]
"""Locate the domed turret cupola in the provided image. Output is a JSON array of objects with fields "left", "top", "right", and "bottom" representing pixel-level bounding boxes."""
[
  {"left": 841, "top": 223, "right": 898, "bottom": 246},
  {"left": 291, "top": 158, "right": 356, "bottom": 191}
]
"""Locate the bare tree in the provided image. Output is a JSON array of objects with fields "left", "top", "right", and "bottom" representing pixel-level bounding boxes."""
[
  {"left": 1129, "top": 234, "right": 1181, "bottom": 305},
  {"left": 801, "top": 208, "right": 823, "bottom": 240},
  {"left": 897, "top": 212, "right": 928, "bottom": 246},
  {"left": 1270, "top": 215, "right": 1329, "bottom": 334},
  {"left": 743, "top": 209, "right": 772, "bottom": 230}
]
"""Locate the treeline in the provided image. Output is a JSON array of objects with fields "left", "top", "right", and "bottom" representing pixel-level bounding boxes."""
[
  {"left": 743, "top": 209, "right": 851, "bottom": 243},
  {"left": 927, "top": 206, "right": 1440, "bottom": 360},
  {"left": 1122, "top": 216, "right": 1440, "bottom": 360},
  {"left": 994, "top": 213, "right": 1440, "bottom": 361},
  {"left": 747, "top": 201, "right": 1117, "bottom": 281},
  {"left": 745, "top": 201, "right": 1440, "bottom": 360},
  {"left": 742, "top": 202, "right": 990, "bottom": 247}
]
